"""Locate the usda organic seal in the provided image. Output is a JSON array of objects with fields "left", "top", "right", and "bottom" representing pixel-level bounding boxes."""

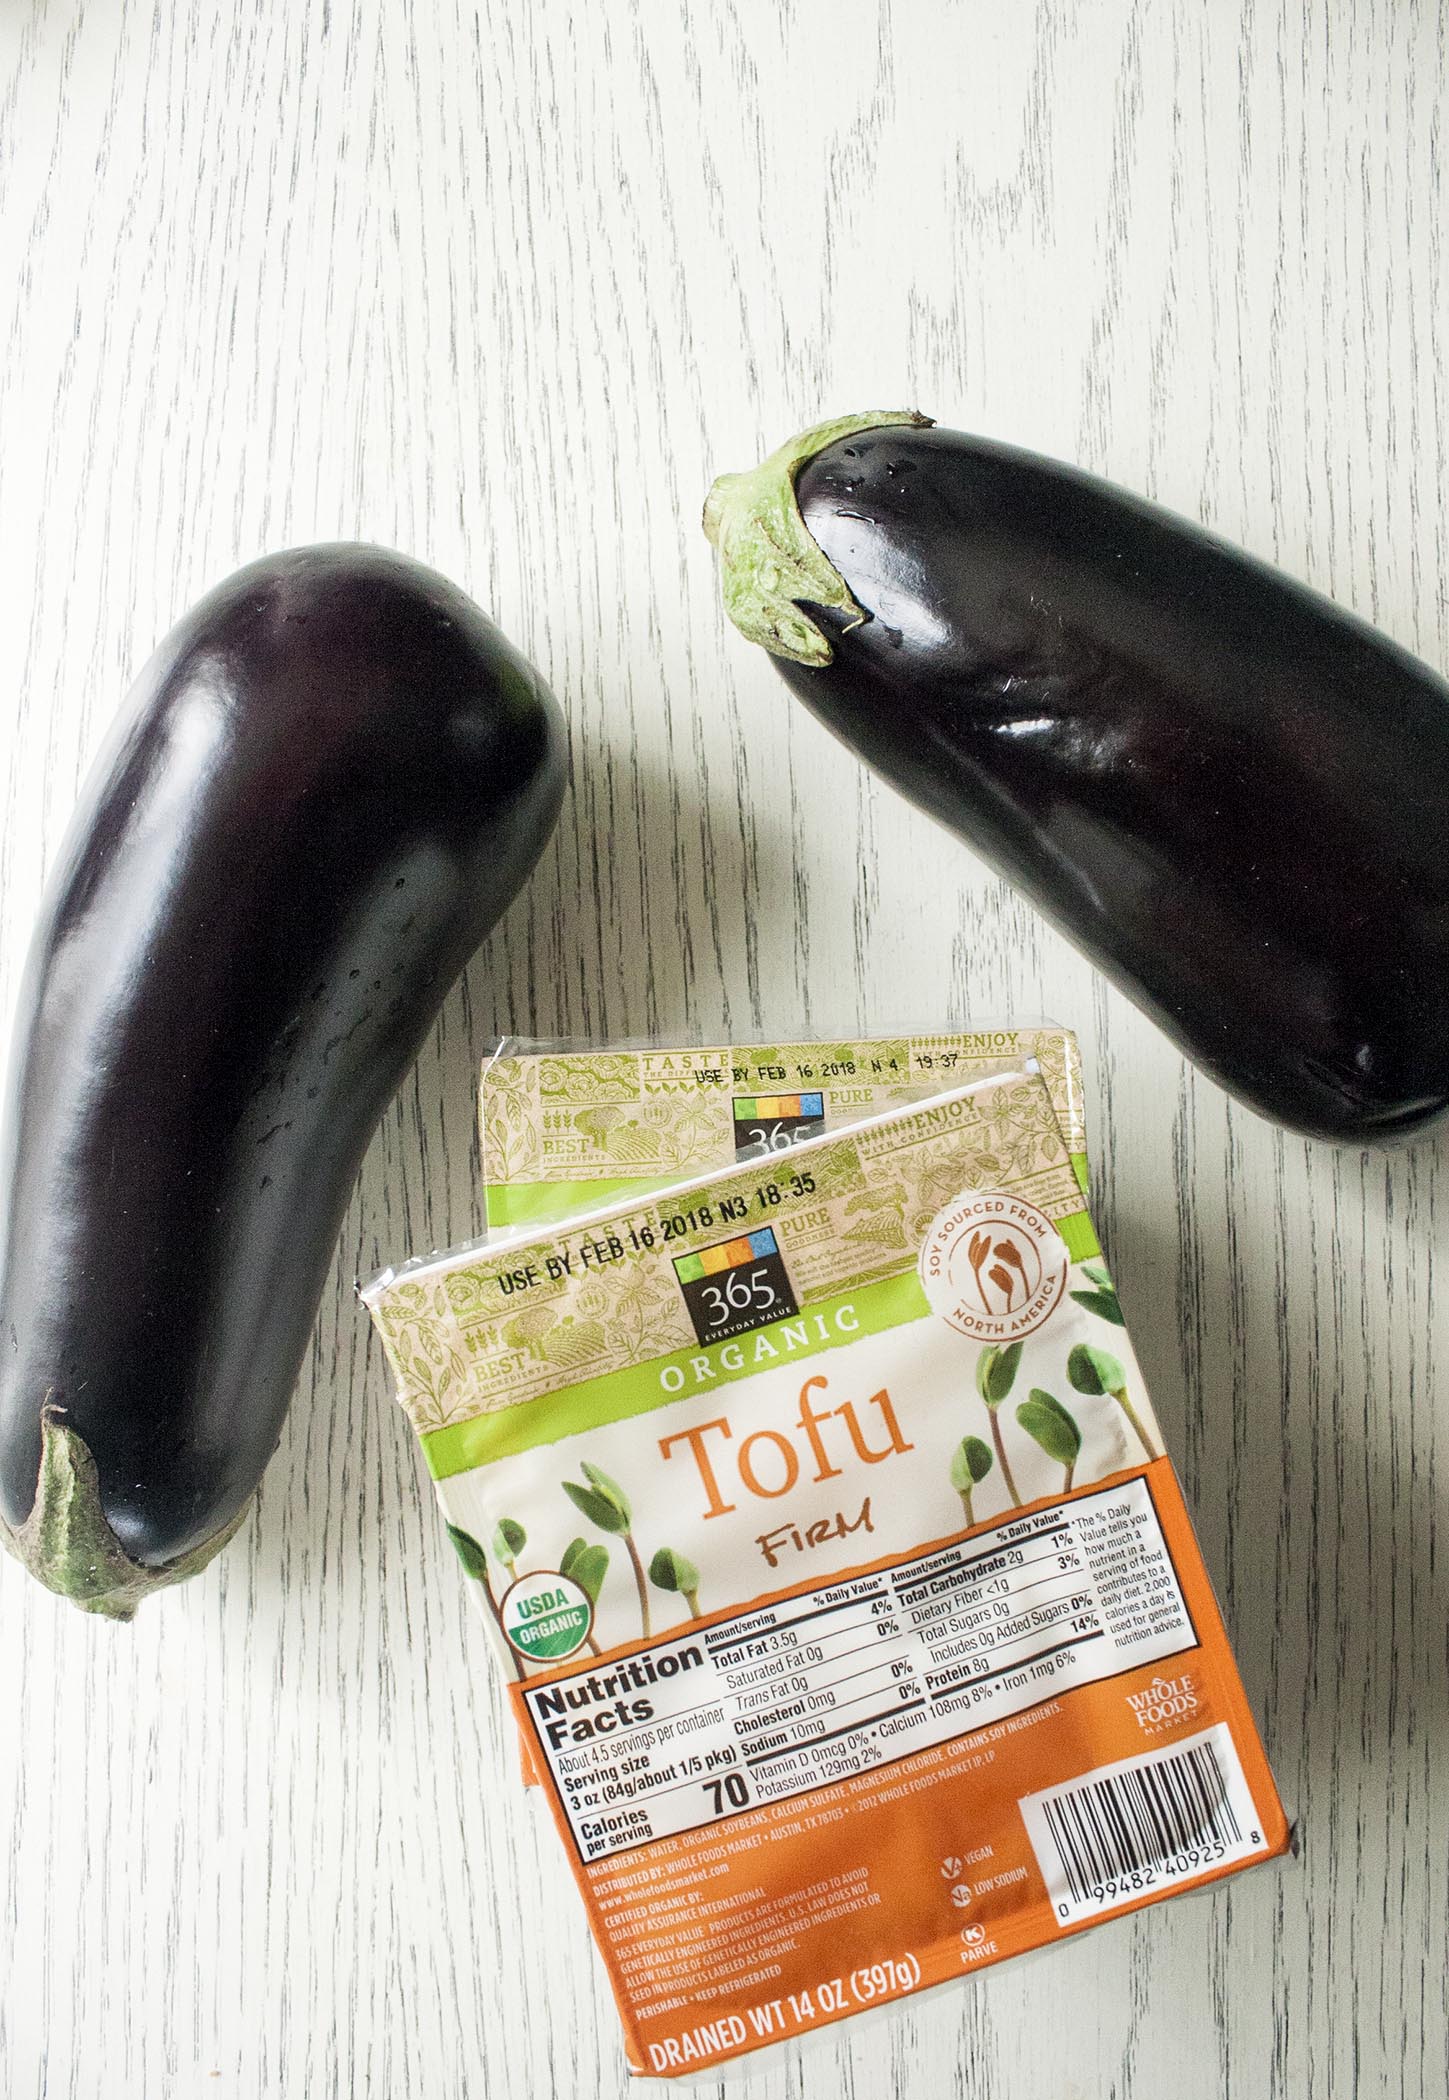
[{"left": 501, "top": 1570, "right": 594, "bottom": 1661}]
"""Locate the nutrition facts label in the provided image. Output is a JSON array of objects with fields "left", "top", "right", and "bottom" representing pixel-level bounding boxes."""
[{"left": 522, "top": 1477, "right": 1198, "bottom": 1864}]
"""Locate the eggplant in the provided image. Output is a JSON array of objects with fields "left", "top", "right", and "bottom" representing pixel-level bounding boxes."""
[
  {"left": 0, "top": 545, "right": 565, "bottom": 1617},
  {"left": 705, "top": 412, "right": 1449, "bottom": 1145}
]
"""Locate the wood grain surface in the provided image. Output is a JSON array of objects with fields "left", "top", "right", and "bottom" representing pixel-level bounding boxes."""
[{"left": 1, "top": 2, "right": 1446, "bottom": 2094}]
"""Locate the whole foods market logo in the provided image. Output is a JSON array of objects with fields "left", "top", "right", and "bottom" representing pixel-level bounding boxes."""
[
  {"left": 673, "top": 1227, "right": 798, "bottom": 1345},
  {"left": 920, "top": 1194, "right": 1069, "bottom": 1342},
  {"left": 501, "top": 1570, "right": 593, "bottom": 1662},
  {"left": 1127, "top": 1672, "right": 1200, "bottom": 1735}
]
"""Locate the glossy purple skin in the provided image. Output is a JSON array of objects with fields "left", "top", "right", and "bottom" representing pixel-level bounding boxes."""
[
  {"left": 0, "top": 546, "right": 565, "bottom": 1561},
  {"left": 782, "top": 425, "right": 1449, "bottom": 1144}
]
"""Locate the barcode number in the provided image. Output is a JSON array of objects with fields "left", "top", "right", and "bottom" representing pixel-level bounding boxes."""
[{"left": 1019, "top": 1724, "right": 1267, "bottom": 1926}]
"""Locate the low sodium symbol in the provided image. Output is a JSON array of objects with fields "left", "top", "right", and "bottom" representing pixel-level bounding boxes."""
[{"left": 500, "top": 1569, "right": 593, "bottom": 1661}]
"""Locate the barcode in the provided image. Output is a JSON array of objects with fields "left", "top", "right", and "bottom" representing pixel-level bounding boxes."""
[{"left": 1020, "top": 1724, "right": 1267, "bottom": 1926}]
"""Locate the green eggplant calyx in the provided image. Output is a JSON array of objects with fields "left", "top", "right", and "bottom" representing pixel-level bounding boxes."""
[
  {"left": 703, "top": 410, "right": 933, "bottom": 667},
  {"left": 0, "top": 1403, "right": 249, "bottom": 1620}
]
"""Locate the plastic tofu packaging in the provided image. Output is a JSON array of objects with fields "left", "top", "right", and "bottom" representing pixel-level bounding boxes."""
[
  {"left": 475, "top": 1025, "right": 1089, "bottom": 1806},
  {"left": 364, "top": 1062, "right": 1289, "bottom": 2078},
  {"left": 477, "top": 1025, "right": 1089, "bottom": 1231}
]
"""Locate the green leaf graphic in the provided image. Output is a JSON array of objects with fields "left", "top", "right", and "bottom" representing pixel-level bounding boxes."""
[
  {"left": 561, "top": 1480, "right": 627, "bottom": 1532},
  {"left": 648, "top": 1546, "right": 701, "bottom": 1595},
  {"left": 949, "top": 1437, "right": 995, "bottom": 1492},
  {"left": 1069, "top": 1286, "right": 1125, "bottom": 1326},
  {"left": 446, "top": 1524, "right": 488, "bottom": 1582},
  {"left": 1067, "top": 1342, "right": 1127, "bottom": 1396},
  {"left": 1016, "top": 1390, "right": 1082, "bottom": 1469},
  {"left": 491, "top": 1516, "right": 527, "bottom": 1565},
  {"left": 561, "top": 1538, "right": 610, "bottom": 1605},
  {"left": 976, "top": 1341, "right": 1023, "bottom": 1408},
  {"left": 581, "top": 1460, "right": 632, "bottom": 1525}
]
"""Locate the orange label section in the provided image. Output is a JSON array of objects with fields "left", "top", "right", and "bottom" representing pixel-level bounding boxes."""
[{"left": 511, "top": 1459, "right": 1289, "bottom": 2077}]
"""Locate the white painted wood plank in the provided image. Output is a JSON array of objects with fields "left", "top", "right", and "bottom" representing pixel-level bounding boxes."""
[{"left": 1, "top": 1, "right": 1445, "bottom": 2094}]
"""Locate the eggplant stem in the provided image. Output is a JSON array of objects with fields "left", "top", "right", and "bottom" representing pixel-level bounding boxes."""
[
  {"left": 0, "top": 1402, "right": 247, "bottom": 1620},
  {"left": 703, "top": 411, "right": 933, "bottom": 666}
]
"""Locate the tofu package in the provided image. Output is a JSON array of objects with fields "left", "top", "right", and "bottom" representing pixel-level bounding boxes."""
[
  {"left": 478, "top": 1024, "right": 1088, "bottom": 1231},
  {"left": 364, "top": 1064, "right": 1288, "bottom": 2079}
]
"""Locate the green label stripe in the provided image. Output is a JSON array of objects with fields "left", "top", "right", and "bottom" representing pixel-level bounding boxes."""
[
  {"left": 1059, "top": 1208, "right": 1098, "bottom": 1261},
  {"left": 483, "top": 1177, "right": 663, "bottom": 1230},
  {"left": 422, "top": 1206, "right": 1100, "bottom": 1480},
  {"left": 484, "top": 1158, "right": 1092, "bottom": 1232}
]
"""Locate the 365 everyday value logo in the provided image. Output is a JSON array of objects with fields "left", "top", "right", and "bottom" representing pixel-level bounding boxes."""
[
  {"left": 920, "top": 1193, "right": 1070, "bottom": 1343},
  {"left": 673, "top": 1227, "right": 798, "bottom": 1344}
]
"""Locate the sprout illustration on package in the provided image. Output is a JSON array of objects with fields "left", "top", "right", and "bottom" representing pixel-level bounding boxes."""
[{"left": 365, "top": 1068, "right": 1288, "bottom": 2078}]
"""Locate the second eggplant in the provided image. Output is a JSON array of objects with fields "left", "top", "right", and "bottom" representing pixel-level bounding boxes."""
[{"left": 705, "top": 413, "right": 1449, "bottom": 1145}]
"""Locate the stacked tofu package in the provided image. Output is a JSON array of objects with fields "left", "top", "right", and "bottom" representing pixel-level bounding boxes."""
[{"left": 362, "top": 1024, "right": 1288, "bottom": 2078}]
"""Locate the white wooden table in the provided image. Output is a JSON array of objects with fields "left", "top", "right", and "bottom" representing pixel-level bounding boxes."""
[{"left": 2, "top": 4, "right": 1445, "bottom": 2094}]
